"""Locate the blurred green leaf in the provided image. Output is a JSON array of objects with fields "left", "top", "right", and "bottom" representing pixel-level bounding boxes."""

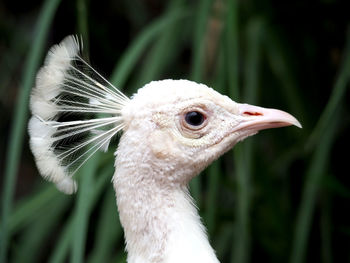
[
  {"left": 88, "top": 187, "right": 122, "bottom": 263},
  {"left": 307, "top": 27, "right": 350, "bottom": 150},
  {"left": 71, "top": 154, "right": 99, "bottom": 263},
  {"left": 136, "top": 0, "right": 187, "bottom": 86},
  {"left": 9, "top": 185, "right": 58, "bottom": 234},
  {"left": 110, "top": 8, "right": 186, "bottom": 89},
  {"left": 0, "top": 0, "right": 62, "bottom": 261},
  {"left": 13, "top": 195, "right": 70, "bottom": 263}
]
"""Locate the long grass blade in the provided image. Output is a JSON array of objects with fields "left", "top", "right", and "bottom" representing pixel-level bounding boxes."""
[
  {"left": 71, "top": 155, "right": 99, "bottom": 263},
  {"left": 76, "top": 0, "right": 89, "bottom": 58},
  {"left": 136, "top": 0, "right": 187, "bottom": 87},
  {"left": 0, "top": 0, "right": 61, "bottom": 261},
  {"left": 8, "top": 185, "right": 58, "bottom": 234},
  {"left": 290, "top": 114, "right": 340, "bottom": 263},
  {"left": 290, "top": 27, "right": 350, "bottom": 262},
  {"left": 306, "top": 26, "right": 350, "bottom": 150},
  {"left": 320, "top": 192, "right": 332, "bottom": 263},
  {"left": 110, "top": 8, "right": 185, "bottom": 89},
  {"left": 12, "top": 196, "right": 70, "bottom": 263},
  {"left": 87, "top": 188, "right": 122, "bottom": 263},
  {"left": 48, "top": 214, "right": 74, "bottom": 263},
  {"left": 49, "top": 163, "right": 112, "bottom": 263}
]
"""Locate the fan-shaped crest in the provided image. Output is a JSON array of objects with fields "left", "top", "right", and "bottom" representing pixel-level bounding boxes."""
[{"left": 28, "top": 36, "right": 129, "bottom": 194}]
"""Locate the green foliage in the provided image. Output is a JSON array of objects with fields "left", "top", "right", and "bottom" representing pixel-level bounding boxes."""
[{"left": 0, "top": 0, "right": 349, "bottom": 262}]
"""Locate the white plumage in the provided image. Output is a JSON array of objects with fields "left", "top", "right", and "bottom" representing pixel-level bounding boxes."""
[
  {"left": 28, "top": 36, "right": 128, "bottom": 194},
  {"left": 28, "top": 36, "right": 301, "bottom": 262}
]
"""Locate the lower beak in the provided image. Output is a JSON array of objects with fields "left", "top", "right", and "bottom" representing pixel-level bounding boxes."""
[{"left": 234, "top": 103, "right": 302, "bottom": 132}]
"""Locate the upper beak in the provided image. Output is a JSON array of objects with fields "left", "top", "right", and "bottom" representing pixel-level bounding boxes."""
[{"left": 234, "top": 103, "right": 302, "bottom": 132}]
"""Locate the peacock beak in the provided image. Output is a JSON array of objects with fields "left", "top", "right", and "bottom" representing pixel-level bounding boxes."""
[{"left": 234, "top": 103, "right": 302, "bottom": 132}]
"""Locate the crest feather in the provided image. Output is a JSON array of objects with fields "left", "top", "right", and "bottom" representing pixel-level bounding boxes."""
[{"left": 28, "top": 35, "right": 129, "bottom": 194}]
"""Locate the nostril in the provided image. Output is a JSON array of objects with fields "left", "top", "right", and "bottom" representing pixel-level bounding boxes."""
[{"left": 243, "top": 111, "right": 263, "bottom": 116}]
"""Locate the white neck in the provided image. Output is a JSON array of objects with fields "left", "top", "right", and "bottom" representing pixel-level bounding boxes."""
[
  {"left": 113, "top": 133, "right": 219, "bottom": 263},
  {"left": 161, "top": 188, "right": 220, "bottom": 263}
]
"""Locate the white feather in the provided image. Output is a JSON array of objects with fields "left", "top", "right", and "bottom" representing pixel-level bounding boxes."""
[
  {"left": 30, "top": 36, "right": 80, "bottom": 114},
  {"left": 28, "top": 35, "right": 129, "bottom": 194},
  {"left": 28, "top": 117, "right": 75, "bottom": 194}
]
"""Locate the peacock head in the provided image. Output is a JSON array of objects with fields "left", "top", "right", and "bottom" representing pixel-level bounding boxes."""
[{"left": 119, "top": 79, "right": 301, "bottom": 183}]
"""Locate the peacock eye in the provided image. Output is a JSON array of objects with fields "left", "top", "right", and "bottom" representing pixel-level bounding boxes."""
[
  {"left": 179, "top": 108, "right": 209, "bottom": 135},
  {"left": 184, "top": 111, "right": 205, "bottom": 126}
]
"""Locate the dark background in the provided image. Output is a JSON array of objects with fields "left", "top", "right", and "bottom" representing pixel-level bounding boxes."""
[{"left": 1, "top": 0, "right": 350, "bottom": 262}]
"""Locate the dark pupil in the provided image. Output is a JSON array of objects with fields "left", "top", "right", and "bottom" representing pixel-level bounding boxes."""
[{"left": 185, "top": 111, "right": 204, "bottom": 126}]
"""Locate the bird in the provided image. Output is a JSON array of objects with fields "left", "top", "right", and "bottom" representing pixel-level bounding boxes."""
[{"left": 28, "top": 36, "right": 301, "bottom": 263}]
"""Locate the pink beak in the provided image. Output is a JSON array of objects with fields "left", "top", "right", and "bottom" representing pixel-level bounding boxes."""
[{"left": 235, "top": 103, "right": 302, "bottom": 132}]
